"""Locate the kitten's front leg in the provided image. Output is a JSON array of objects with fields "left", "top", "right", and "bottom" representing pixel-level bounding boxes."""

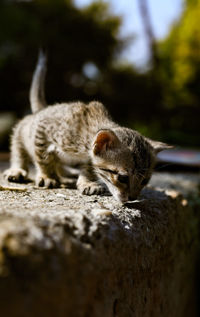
[{"left": 77, "top": 165, "right": 105, "bottom": 195}]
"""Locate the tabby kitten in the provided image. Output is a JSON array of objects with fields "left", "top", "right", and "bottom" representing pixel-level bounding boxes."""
[{"left": 4, "top": 52, "right": 171, "bottom": 202}]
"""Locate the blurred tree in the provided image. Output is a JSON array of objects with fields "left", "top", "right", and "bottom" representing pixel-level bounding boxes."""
[
  {"left": 157, "top": 0, "right": 200, "bottom": 146},
  {"left": 0, "top": 0, "right": 164, "bottom": 146},
  {"left": 0, "top": 0, "right": 199, "bottom": 149},
  {"left": 0, "top": 0, "right": 123, "bottom": 115},
  {"left": 160, "top": 0, "right": 200, "bottom": 105},
  {"left": 137, "top": 0, "right": 159, "bottom": 68}
]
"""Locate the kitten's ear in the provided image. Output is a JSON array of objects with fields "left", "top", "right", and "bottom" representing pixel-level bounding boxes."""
[
  {"left": 93, "top": 130, "right": 119, "bottom": 155},
  {"left": 146, "top": 138, "right": 174, "bottom": 154}
]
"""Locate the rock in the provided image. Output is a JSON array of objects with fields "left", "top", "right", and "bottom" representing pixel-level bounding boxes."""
[{"left": 0, "top": 169, "right": 199, "bottom": 317}]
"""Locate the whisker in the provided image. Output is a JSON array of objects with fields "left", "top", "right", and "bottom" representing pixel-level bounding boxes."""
[
  {"left": 135, "top": 172, "right": 145, "bottom": 179},
  {"left": 134, "top": 174, "right": 140, "bottom": 181},
  {"left": 98, "top": 172, "right": 112, "bottom": 184},
  {"left": 137, "top": 173, "right": 144, "bottom": 178},
  {"left": 155, "top": 163, "right": 175, "bottom": 171}
]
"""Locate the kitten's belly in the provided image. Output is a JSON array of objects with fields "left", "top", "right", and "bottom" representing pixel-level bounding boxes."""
[{"left": 55, "top": 146, "right": 89, "bottom": 165}]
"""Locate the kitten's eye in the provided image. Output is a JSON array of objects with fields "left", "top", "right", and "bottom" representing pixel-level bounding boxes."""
[
  {"left": 118, "top": 174, "right": 129, "bottom": 184},
  {"left": 141, "top": 178, "right": 149, "bottom": 186},
  {"left": 99, "top": 168, "right": 118, "bottom": 174}
]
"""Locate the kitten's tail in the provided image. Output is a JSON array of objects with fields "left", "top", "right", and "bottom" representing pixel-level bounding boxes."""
[{"left": 30, "top": 50, "right": 47, "bottom": 113}]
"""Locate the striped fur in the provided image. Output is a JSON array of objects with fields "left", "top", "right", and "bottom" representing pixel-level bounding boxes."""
[{"left": 4, "top": 53, "right": 171, "bottom": 202}]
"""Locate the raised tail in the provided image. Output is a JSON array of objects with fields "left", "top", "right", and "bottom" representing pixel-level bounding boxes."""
[{"left": 29, "top": 50, "right": 47, "bottom": 113}]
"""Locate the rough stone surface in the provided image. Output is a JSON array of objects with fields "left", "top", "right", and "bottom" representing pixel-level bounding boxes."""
[{"left": 0, "top": 163, "right": 199, "bottom": 317}]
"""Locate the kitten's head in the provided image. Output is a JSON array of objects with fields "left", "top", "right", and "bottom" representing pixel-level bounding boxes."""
[{"left": 91, "top": 129, "right": 172, "bottom": 203}]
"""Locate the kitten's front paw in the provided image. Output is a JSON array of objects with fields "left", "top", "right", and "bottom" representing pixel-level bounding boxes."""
[
  {"left": 3, "top": 168, "right": 28, "bottom": 183},
  {"left": 78, "top": 182, "right": 105, "bottom": 195},
  {"left": 36, "top": 175, "right": 59, "bottom": 188}
]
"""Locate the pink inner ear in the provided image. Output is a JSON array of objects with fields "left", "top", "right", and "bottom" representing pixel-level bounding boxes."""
[{"left": 93, "top": 130, "right": 117, "bottom": 155}]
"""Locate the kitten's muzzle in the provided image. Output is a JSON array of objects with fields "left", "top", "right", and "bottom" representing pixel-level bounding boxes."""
[
  {"left": 116, "top": 192, "right": 138, "bottom": 203},
  {"left": 115, "top": 193, "right": 129, "bottom": 203}
]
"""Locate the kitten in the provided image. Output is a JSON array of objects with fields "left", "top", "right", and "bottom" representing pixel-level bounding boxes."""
[{"left": 4, "top": 51, "right": 172, "bottom": 203}]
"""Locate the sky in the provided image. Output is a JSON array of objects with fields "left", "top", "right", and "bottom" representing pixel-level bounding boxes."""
[{"left": 74, "top": 0, "right": 184, "bottom": 68}]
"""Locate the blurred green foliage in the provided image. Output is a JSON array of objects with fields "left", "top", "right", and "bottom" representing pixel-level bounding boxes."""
[
  {"left": 158, "top": 0, "right": 200, "bottom": 146},
  {"left": 0, "top": 0, "right": 199, "bottom": 150}
]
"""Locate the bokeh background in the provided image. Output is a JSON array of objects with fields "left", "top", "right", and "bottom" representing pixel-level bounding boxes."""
[{"left": 0, "top": 0, "right": 199, "bottom": 151}]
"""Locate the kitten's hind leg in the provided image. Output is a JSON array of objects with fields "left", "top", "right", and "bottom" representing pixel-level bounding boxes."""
[
  {"left": 35, "top": 159, "right": 60, "bottom": 188},
  {"left": 59, "top": 176, "right": 77, "bottom": 189},
  {"left": 34, "top": 125, "right": 60, "bottom": 188},
  {"left": 77, "top": 165, "right": 106, "bottom": 195},
  {"left": 4, "top": 125, "right": 29, "bottom": 183},
  {"left": 34, "top": 156, "right": 60, "bottom": 188},
  {"left": 56, "top": 165, "right": 77, "bottom": 189}
]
